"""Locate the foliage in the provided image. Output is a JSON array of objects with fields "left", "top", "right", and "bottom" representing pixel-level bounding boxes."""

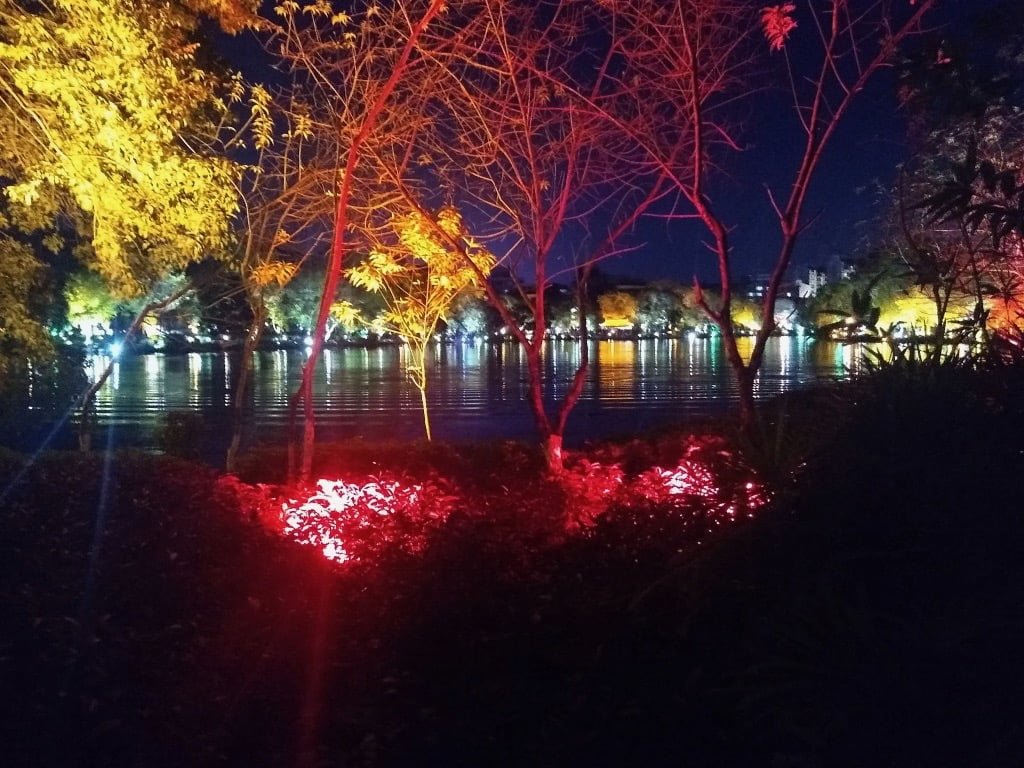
[
  {"left": 64, "top": 269, "right": 121, "bottom": 337},
  {"left": 265, "top": 263, "right": 325, "bottom": 337},
  {"left": 729, "top": 297, "right": 762, "bottom": 332},
  {"left": 910, "top": 135, "right": 1021, "bottom": 276},
  {"left": 181, "top": 0, "right": 260, "bottom": 34},
  {"left": 597, "top": 291, "right": 638, "bottom": 330},
  {"left": 636, "top": 285, "right": 683, "bottom": 333},
  {"left": 279, "top": 475, "right": 459, "bottom": 564},
  {"left": 446, "top": 294, "right": 501, "bottom": 338},
  {"left": 0, "top": 0, "right": 240, "bottom": 297},
  {"left": 348, "top": 207, "right": 496, "bottom": 329},
  {"left": 760, "top": 3, "right": 797, "bottom": 52},
  {"left": 0, "top": 235, "right": 52, "bottom": 369},
  {"left": 816, "top": 272, "right": 885, "bottom": 338},
  {"left": 801, "top": 251, "right": 974, "bottom": 338},
  {"left": 345, "top": 207, "right": 496, "bottom": 438},
  {"left": 895, "top": 4, "right": 1024, "bottom": 343}
]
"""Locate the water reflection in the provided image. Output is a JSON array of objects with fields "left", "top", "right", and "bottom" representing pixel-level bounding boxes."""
[{"left": 75, "top": 338, "right": 859, "bottom": 458}]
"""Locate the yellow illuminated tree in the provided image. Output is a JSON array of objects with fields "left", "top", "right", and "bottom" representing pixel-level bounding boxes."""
[
  {"left": 64, "top": 270, "right": 120, "bottom": 340},
  {"left": 344, "top": 207, "right": 495, "bottom": 441},
  {"left": 0, "top": 0, "right": 261, "bottom": 450},
  {"left": 0, "top": 0, "right": 241, "bottom": 297},
  {"left": 269, "top": 0, "right": 449, "bottom": 479},
  {"left": 0, "top": 236, "right": 50, "bottom": 372},
  {"left": 598, "top": 292, "right": 639, "bottom": 332}
]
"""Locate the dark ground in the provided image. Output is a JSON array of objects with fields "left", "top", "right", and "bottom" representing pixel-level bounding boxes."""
[{"left": 2, "top": 369, "right": 1024, "bottom": 767}]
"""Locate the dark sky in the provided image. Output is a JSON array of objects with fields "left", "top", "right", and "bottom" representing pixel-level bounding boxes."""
[
  {"left": 218, "top": 0, "right": 1002, "bottom": 287},
  {"left": 614, "top": 79, "right": 909, "bottom": 285},
  {"left": 607, "top": 0, "right": 1004, "bottom": 285}
]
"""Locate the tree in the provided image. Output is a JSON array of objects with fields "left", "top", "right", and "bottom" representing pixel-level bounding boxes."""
[
  {"left": 605, "top": 0, "right": 939, "bottom": 428},
  {"left": 64, "top": 270, "right": 120, "bottom": 341},
  {"left": 374, "top": 0, "right": 692, "bottom": 472},
  {"left": 0, "top": 0, "right": 241, "bottom": 296},
  {"left": 891, "top": 1, "right": 1024, "bottom": 346},
  {"left": 637, "top": 284, "right": 685, "bottom": 335},
  {"left": 0, "top": 234, "right": 87, "bottom": 446},
  {"left": 0, "top": 0, "right": 255, "bottom": 449},
  {"left": 0, "top": 236, "right": 53, "bottom": 375},
  {"left": 270, "top": 0, "right": 449, "bottom": 481},
  {"left": 343, "top": 207, "right": 495, "bottom": 441},
  {"left": 816, "top": 273, "right": 885, "bottom": 340},
  {"left": 266, "top": 265, "right": 324, "bottom": 339},
  {"left": 447, "top": 294, "right": 501, "bottom": 339},
  {"left": 598, "top": 292, "right": 639, "bottom": 332}
]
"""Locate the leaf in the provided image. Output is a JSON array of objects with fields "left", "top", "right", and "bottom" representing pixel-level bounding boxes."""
[
  {"left": 250, "top": 261, "right": 297, "bottom": 288},
  {"left": 761, "top": 4, "right": 797, "bottom": 52}
]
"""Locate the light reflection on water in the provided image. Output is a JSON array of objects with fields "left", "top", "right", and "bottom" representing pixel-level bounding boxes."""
[{"left": 79, "top": 338, "right": 864, "bottom": 457}]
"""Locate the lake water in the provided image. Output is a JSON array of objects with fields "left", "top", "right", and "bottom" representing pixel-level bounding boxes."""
[{"left": 77, "top": 337, "right": 864, "bottom": 462}]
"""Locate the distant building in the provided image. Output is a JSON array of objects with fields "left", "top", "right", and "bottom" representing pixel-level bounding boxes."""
[
  {"left": 809, "top": 267, "right": 828, "bottom": 294},
  {"left": 736, "top": 271, "right": 801, "bottom": 302},
  {"left": 740, "top": 273, "right": 766, "bottom": 300},
  {"left": 796, "top": 266, "right": 828, "bottom": 298}
]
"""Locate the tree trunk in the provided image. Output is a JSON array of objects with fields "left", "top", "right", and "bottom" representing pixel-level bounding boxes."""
[
  {"left": 543, "top": 433, "right": 563, "bottom": 475},
  {"left": 226, "top": 294, "right": 265, "bottom": 473},
  {"left": 546, "top": 283, "right": 592, "bottom": 473},
  {"left": 78, "top": 403, "right": 93, "bottom": 452},
  {"left": 77, "top": 284, "right": 191, "bottom": 451},
  {"left": 301, "top": 380, "right": 316, "bottom": 480},
  {"left": 408, "top": 343, "right": 432, "bottom": 442},
  {"left": 735, "top": 366, "right": 757, "bottom": 434},
  {"left": 522, "top": 344, "right": 563, "bottom": 473},
  {"left": 418, "top": 384, "right": 432, "bottom": 442}
]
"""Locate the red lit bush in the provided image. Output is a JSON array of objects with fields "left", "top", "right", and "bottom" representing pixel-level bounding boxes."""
[{"left": 279, "top": 476, "right": 457, "bottom": 563}]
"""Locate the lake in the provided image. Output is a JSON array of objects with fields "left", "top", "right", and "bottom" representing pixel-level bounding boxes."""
[{"left": 74, "top": 337, "right": 864, "bottom": 463}]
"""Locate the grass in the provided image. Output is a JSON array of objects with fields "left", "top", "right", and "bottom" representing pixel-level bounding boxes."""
[{"left": 2, "top": 366, "right": 1023, "bottom": 766}]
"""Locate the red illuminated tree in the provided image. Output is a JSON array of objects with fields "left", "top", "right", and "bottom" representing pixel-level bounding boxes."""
[
  {"left": 270, "top": 0, "right": 448, "bottom": 480},
  {"left": 363, "top": 0, "right": 720, "bottom": 472},
  {"left": 607, "top": 0, "right": 940, "bottom": 427}
]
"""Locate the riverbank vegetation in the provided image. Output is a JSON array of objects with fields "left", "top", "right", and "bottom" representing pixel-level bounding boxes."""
[{"left": 3, "top": 354, "right": 1022, "bottom": 766}]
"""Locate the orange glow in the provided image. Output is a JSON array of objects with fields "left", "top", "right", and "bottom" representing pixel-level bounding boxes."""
[{"left": 988, "top": 294, "right": 1024, "bottom": 334}]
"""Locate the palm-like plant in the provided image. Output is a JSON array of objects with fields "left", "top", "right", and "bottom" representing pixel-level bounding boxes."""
[{"left": 816, "top": 273, "right": 885, "bottom": 339}]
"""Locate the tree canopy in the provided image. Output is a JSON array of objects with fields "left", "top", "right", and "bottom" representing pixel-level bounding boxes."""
[{"left": 0, "top": 0, "right": 241, "bottom": 297}]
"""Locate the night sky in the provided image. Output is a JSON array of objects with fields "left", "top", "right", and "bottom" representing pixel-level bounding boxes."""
[
  {"left": 611, "top": 0, "right": 1005, "bottom": 284},
  {"left": 218, "top": 0, "right": 1001, "bottom": 286},
  {"left": 619, "top": 0, "right": 1005, "bottom": 285}
]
